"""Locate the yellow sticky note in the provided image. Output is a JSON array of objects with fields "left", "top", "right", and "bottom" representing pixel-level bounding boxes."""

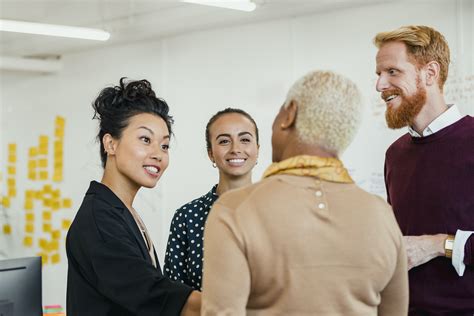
[
  {"left": 29, "top": 147, "right": 38, "bottom": 157},
  {"left": 63, "top": 198, "right": 72, "bottom": 208},
  {"left": 25, "top": 223, "right": 35, "bottom": 233},
  {"left": 7, "top": 178, "right": 15, "bottom": 186},
  {"left": 38, "top": 159, "right": 48, "bottom": 168},
  {"left": 39, "top": 171, "right": 48, "bottom": 180},
  {"left": 8, "top": 143, "right": 17, "bottom": 153},
  {"left": 43, "top": 198, "right": 52, "bottom": 207},
  {"left": 2, "top": 197, "right": 10, "bottom": 208},
  {"left": 52, "top": 190, "right": 60, "bottom": 199},
  {"left": 25, "top": 213, "right": 35, "bottom": 222},
  {"left": 28, "top": 160, "right": 37, "bottom": 169},
  {"left": 23, "top": 236, "right": 33, "bottom": 247},
  {"left": 54, "top": 140, "right": 63, "bottom": 149},
  {"left": 51, "top": 253, "right": 60, "bottom": 264},
  {"left": 43, "top": 185, "right": 52, "bottom": 193},
  {"left": 62, "top": 219, "right": 71, "bottom": 230},
  {"left": 43, "top": 223, "right": 52, "bottom": 232},
  {"left": 39, "top": 135, "right": 49, "bottom": 144},
  {"left": 52, "top": 230, "right": 61, "bottom": 240},
  {"left": 42, "top": 211, "right": 52, "bottom": 221},
  {"left": 24, "top": 199, "right": 33, "bottom": 210},
  {"left": 8, "top": 155, "right": 16, "bottom": 163},
  {"left": 52, "top": 173, "right": 63, "bottom": 182},
  {"left": 38, "top": 146, "right": 48, "bottom": 155},
  {"left": 28, "top": 172, "right": 37, "bottom": 181},
  {"left": 7, "top": 166, "right": 16, "bottom": 175},
  {"left": 3, "top": 224, "right": 11, "bottom": 235},
  {"left": 50, "top": 240, "right": 59, "bottom": 251},
  {"left": 54, "top": 152, "right": 63, "bottom": 161},
  {"left": 35, "top": 191, "right": 43, "bottom": 199},
  {"left": 55, "top": 116, "right": 65, "bottom": 127},
  {"left": 38, "top": 253, "right": 49, "bottom": 265},
  {"left": 55, "top": 128, "right": 64, "bottom": 138},
  {"left": 52, "top": 200, "right": 61, "bottom": 210},
  {"left": 39, "top": 238, "right": 48, "bottom": 250},
  {"left": 25, "top": 190, "right": 34, "bottom": 199},
  {"left": 8, "top": 187, "right": 16, "bottom": 197}
]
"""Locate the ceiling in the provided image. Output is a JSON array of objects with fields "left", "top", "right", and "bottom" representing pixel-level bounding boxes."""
[{"left": 0, "top": 0, "right": 395, "bottom": 58}]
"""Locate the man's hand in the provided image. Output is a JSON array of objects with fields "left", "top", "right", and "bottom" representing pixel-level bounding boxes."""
[{"left": 404, "top": 234, "right": 447, "bottom": 270}]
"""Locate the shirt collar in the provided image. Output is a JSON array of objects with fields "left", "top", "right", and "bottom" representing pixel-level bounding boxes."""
[
  {"left": 86, "top": 180, "right": 126, "bottom": 209},
  {"left": 408, "top": 104, "right": 463, "bottom": 137},
  {"left": 209, "top": 184, "right": 219, "bottom": 197}
]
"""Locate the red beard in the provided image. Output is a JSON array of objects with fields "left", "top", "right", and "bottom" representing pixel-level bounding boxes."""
[{"left": 383, "top": 81, "right": 427, "bottom": 129}]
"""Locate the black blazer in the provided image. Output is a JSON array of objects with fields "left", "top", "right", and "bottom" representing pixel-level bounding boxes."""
[{"left": 66, "top": 181, "right": 192, "bottom": 316}]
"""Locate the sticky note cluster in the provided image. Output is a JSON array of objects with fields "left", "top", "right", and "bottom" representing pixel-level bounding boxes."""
[
  {"left": 1, "top": 143, "right": 18, "bottom": 235},
  {"left": 53, "top": 116, "right": 65, "bottom": 182},
  {"left": 1, "top": 115, "right": 73, "bottom": 265},
  {"left": 24, "top": 183, "right": 73, "bottom": 265},
  {"left": 28, "top": 135, "right": 49, "bottom": 181}
]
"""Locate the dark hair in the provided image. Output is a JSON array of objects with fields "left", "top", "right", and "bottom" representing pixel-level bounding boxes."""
[
  {"left": 92, "top": 78, "right": 174, "bottom": 168},
  {"left": 205, "top": 108, "right": 259, "bottom": 152}
]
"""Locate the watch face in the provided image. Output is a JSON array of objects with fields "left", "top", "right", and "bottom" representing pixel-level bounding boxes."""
[{"left": 445, "top": 239, "right": 454, "bottom": 250}]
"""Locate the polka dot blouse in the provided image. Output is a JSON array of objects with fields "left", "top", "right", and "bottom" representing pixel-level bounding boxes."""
[{"left": 164, "top": 185, "right": 219, "bottom": 290}]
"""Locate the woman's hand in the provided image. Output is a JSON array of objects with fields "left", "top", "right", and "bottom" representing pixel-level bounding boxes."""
[{"left": 181, "top": 290, "right": 201, "bottom": 316}]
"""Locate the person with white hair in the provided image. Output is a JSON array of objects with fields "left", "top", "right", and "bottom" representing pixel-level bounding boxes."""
[{"left": 201, "top": 70, "right": 408, "bottom": 315}]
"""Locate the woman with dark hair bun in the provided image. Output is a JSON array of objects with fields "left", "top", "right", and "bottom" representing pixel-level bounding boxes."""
[
  {"left": 66, "top": 78, "right": 200, "bottom": 316},
  {"left": 164, "top": 108, "right": 260, "bottom": 291}
]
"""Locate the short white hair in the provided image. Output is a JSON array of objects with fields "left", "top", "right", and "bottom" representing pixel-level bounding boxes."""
[{"left": 285, "top": 70, "right": 363, "bottom": 154}]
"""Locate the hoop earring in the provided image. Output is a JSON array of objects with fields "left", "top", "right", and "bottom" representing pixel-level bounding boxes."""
[{"left": 212, "top": 162, "right": 217, "bottom": 168}]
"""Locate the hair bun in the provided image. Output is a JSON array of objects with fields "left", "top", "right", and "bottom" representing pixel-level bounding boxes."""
[{"left": 121, "top": 78, "right": 156, "bottom": 101}]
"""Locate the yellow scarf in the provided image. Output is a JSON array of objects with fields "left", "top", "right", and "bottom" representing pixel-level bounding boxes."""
[{"left": 263, "top": 155, "right": 353, "bottom": 183}]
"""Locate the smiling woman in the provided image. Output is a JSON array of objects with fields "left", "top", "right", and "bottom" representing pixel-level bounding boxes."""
[
  {"left": 65, "top": 78, "right": 200, "bottom": 316},
  {"left": 164, "top": 108, "right": 260, "bottom": 291}
]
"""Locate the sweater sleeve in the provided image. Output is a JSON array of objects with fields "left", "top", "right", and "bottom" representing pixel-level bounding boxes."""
[
  {"left": 164, "top": 207, "right": 191, "bottom": 285},
  {"left": 201, "top": 202, "right": 250, "bottom": 316},
  {"left": 378, "top": 229, "right": 409, "bottom": 316}
]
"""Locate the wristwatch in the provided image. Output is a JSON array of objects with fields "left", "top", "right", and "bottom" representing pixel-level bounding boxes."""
[{"left": 444, "top": 235, "right": 455, "bottom": 258}]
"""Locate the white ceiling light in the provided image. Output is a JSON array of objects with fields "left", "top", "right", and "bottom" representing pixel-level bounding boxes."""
[
  {"left": 181, "top": 0, "right": 257, "bottom": 12},
  {"left": 0, "top": 19, "right": 110, "bottom": 41}
]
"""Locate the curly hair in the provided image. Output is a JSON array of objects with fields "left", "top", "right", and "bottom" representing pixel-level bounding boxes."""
[
  {"left": 92, "top": 78, "right": 174, "bottom": 167},
  {"left": 285, "top": 70, "right": 363, "bottom": 155}
]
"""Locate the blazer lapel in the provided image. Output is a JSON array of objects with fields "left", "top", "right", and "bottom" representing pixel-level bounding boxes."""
[
  {"left": 121, "top": 209, "right": 155, "bottom": 266},
  {"left": 87, "top": 181, "right": 156, "bottom": 267}
]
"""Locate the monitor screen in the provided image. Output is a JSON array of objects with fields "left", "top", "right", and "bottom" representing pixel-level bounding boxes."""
[{"left": 0, "top": 256, "right": 42, "bottom": 316}]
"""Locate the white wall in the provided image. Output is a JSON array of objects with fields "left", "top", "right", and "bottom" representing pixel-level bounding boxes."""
[{"left": 1, "top": 0, "right": 473, "bottom": 308}]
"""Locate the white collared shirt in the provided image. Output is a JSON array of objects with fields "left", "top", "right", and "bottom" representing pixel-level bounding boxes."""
[{"left": 408, "top": 104, "right": 463, "bottom": 137}]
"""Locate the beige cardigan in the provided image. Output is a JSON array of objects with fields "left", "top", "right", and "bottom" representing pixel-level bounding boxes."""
[{"left": 202, "top": 174, "right": 408, "bottom": 316}]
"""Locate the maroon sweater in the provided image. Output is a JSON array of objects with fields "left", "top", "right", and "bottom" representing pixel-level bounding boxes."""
[{"left": 384, "top": 115, "right": 474, "bottom": 315}]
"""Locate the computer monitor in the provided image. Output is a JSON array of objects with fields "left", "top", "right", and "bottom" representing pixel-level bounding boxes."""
[{"left": 0, "top": 256, "right": 42, "bottom": 316}]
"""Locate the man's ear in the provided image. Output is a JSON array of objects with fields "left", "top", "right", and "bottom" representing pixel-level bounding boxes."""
[
  {"left": 424, "top": 61, "right": 441, "bottom": 87},
  {"left": 281, "top": 100, "right": 297, "bottom": 129},
  {"left": 102, "top": 133, "right": 117, "bottom": 156}
]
